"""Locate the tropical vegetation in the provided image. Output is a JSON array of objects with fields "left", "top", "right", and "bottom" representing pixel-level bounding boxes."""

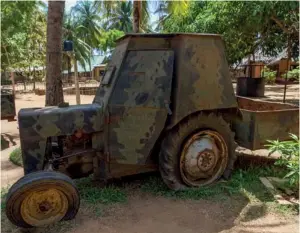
[
  {"left": 162, "top": 1, "right": 299, "bottom": 65},
  {"left": 267, "top": 134, "right": 299, "bottom": 190},
  {"left": 1, "top": 0, "right": 299, "bottom": 105}
]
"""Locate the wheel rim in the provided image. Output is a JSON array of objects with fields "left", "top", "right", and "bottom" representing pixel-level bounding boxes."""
[
  {"left": 20, "top": 187, "right": 68, "bottom": 227},
  {"left": 180, "top": 130, "right": 228, "bottom": 187}
]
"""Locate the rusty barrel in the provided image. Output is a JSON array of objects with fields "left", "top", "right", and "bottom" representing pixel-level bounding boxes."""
[{"left": 236, "top": 77, "right": 265, "bottom": 97}]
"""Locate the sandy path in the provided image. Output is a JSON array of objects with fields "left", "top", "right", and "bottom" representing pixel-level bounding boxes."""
[{"left": 67, "top": 195, "right": 298, "bottom": 233}]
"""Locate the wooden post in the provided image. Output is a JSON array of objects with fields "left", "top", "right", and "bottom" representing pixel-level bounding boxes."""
[
  {"left": 283, "top": 36, "right": 291, "bottom": 103},
  {"left": 74, "top": 56, "right": 80, "bottom": 104}
]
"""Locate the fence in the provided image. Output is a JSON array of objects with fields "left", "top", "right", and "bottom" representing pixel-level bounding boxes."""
[{"left": 1, "top": 80, "right": 100, "bottom": 96}]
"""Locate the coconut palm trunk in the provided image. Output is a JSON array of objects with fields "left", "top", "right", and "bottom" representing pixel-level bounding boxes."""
[
  {"left": 45, "top": 1, "right": 65, "bottom": 106},
  {"left": 133, "top": 1, "right": 141, "bottom": 33}
]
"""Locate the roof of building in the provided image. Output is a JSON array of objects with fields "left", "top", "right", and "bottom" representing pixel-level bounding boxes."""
[
  {"left": 267, "top": 49, "right": 298, "bottom": 66},
  {"left": 238, "top": 48, "right": 298, "bottom": 67}
]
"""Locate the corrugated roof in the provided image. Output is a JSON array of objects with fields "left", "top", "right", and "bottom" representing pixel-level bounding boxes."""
[{"left": 63, "top": 55, "right": 105, "bottom": 74}]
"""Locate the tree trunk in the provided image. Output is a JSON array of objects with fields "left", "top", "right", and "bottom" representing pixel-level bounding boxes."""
[
  {"left": 283, "top": 36, "right": 291, "bottom": 103},
  {"left": 133, "top": 1, "right": 141, "bottom": 33},
  {"left": 45, "top": 1, "right": 65, "bottom": 106}
]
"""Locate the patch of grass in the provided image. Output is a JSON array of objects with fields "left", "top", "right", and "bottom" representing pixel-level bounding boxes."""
[
  {"left": 1, "top": 187, "right": 9, "bottom": 211},
  {"left": 268, "top": 202, "right": 299, "bottom": 216},
  {"left": 140, "top": 166, "right": 300, "bottom": 217},
  {"left": 75, "top": 177, "right": 127, "bottom": 205},
  {"left": 9, "top": 147, "right": 22, "bottom": 166},
  {"left": 141, "top": 166, "right": 277, "bottom": 203}
]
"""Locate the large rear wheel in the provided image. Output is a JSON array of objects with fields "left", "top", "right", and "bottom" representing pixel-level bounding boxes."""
[
  {"left": 159, "top": 113, "right": 237, "bottom": 190},
  {"left": 6, "top": 171, "right": 80, "bottom": 228}
]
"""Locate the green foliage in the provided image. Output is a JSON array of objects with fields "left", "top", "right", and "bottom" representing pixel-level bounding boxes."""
[
  {"left": 285, "top": 66, "right": 299, "bottom": 81},
  {"left": 1, "top": 187, "right": 9, "bottom": 211},
  {"left": 102, "top": 1, "right": 151, "bottom": 33},
  {"left": 162, "top": 1, "right": 299, "bottom": 65},
  {"left": 98, "top": 29, "right": 125, "bottom": 53},
  {"left": 154, "top": 1, "right": 191, "bottom": 32},
  {"left": 9, "top": 147, "right": 23, "bottom": 167},
  {"left": 266, "top": 134, "right": 300, "bottom": 188},
  {"left": 75, "top": 177, "right": 127, "bottom": 205},
  {"left": 103, "top": 1, "right": 133, "bottom": 32},
  {"left": 63, "top": 11, "right": 91, "bottom": 72},
  {"left": 261, "top": 66, "right": 277, "bottom": 84},
  {"left": 1, "top": 1, "right": 47, "bottom": 74}
]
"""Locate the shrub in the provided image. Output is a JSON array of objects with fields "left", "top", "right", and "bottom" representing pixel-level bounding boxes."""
[
  {"left": 261, "top": 66, "right": 276, "bottom": 84},
  {"left": 266, "top": 134, "right": 299, "bottom": 188},
  {"left": 281, "top": 66, "right": 299, "bottom": 81},
  {"left": 9, "top": 147, "right": 23, "bottom": 166}
]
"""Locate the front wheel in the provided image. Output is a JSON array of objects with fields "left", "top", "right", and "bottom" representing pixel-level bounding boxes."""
[
  {"left": 6, "top": 171, "right": 80, "bottom": 228},
  {"left": 159, "top": 113, "right": 237, "bottom": 190}
]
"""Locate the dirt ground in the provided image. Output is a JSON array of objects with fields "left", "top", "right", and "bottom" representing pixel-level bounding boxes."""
[
  {"left": 43, "top": 197, "right": 293, "bottom": 233},
  {"left": 65, "top": 195, "right": 298, "bottom": 233},
  {"left": 1, "top": 84, "right": 299, "bottom": 233}
]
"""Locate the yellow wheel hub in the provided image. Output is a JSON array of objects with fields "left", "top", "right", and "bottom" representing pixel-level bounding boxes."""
[{"left": 20, "top": 188, "right": 68, "bottom": 227}]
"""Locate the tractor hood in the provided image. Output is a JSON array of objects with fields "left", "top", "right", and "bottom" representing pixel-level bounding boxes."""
[
  {"left": 18, "top": 103, "right": 104, "bottom": 174},
  {"left": 18, "top": 103, "right": 104, "bottom": 139}
]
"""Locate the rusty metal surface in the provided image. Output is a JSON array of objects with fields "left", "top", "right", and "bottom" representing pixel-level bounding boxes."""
[
  {"left": 120, "top": 34, "right": 238, "bottom": 128},
  {"left": 170, "top": 35, "right": 237, "bottom": 127},
  {"left": 18, "top": 104, "right": 103, "bottom": 174},
  {"left": 180, "top": 130, "right": 228, "bottom": 186},
  {"left": 233, "top": 97, "right": 299, "bottom": 150},
  {"left": 1, "top": 89, "right": 16, "bottom": 120},
  {"left": 108, "top": 50, "right": 174, "bottom": 165}
]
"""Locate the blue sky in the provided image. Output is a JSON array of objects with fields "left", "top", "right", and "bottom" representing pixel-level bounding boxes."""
[{"left": 65, "top": 0, "right": 77, "bottom": 11}]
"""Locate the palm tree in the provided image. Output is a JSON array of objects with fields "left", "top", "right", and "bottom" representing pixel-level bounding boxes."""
[
  {"left": 63, "top": 12, "right": 91, "bottom": 83},
  {"left": 154, "top": 1, "right": 190, "bottom": 32},
  {"left": 72, "top": 1, "right": 102, "bottom": 75},
  {"left": 72, "top": 1, "right": 102, "bottom": 47},
  {"left": 103, "top": 1, "right": 133, "bottom": 32},
  {"left": 102, "top": 0, "right": 150, "bottom": 33},
  {"left": 45, "top": 0, "right": 65, "bottom": 106}
]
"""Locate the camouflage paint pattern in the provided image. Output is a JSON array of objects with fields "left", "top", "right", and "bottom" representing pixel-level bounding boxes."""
[
  {"left": 170, "top": 35, "right": 237, "bottom": 127},
  {"left": 1, "top": 89, "right": 16, "bottom": 120},
  {"left": 18, "top": 103, "right": 103, "bottom": 174},
  {"left": 117, "top": 34, "right": 238, "bottom": 128},
  {"left": 233, "top": 97, "right": 299, "bottom": 150},
  {"left": 93, "top": 38, "right": 130, "bottom": 108},
  {"left": 108, "top": 50, "right": 174, "bottom": 164}
]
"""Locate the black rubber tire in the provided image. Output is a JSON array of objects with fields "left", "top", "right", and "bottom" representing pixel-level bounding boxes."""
[
  {"left": 5, "top": 171, "right": 80, "bottom": 228},
  {"left": 159, "top": 113, "right": 237, "bottom": 190}
]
